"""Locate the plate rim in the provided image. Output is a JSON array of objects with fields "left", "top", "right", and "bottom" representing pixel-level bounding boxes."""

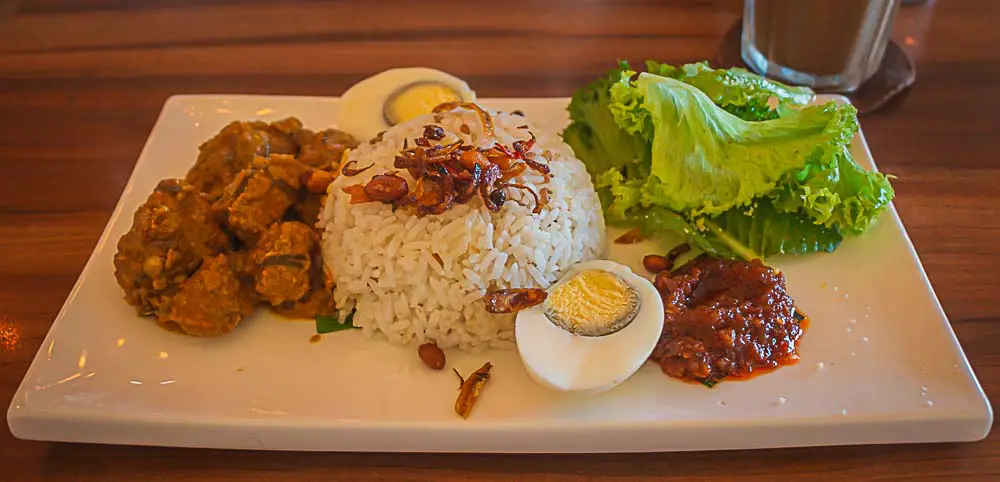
[{"left": 7, "top": 94, "right": 993, "bottom": 452}]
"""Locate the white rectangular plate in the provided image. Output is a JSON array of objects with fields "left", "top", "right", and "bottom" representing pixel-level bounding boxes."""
[{"left": 7, "top": 95, "right": 992, "bottom": 453}]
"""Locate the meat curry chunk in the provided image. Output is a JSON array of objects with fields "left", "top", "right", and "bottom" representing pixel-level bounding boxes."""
[
  {"left": 291, "top": 129, "right": 355, "bottom": 226},
  {"left": 294, "top": 128, "right": 358, "bottom": 170},
  {"left": 156, "top": 254, "right": 258, "bottom": 337},
  {"left": 270, "top": 272, "right": 336, "bottom": 319},
  {"left": 293, "top": 169, "right": 337, "bottom": 227},
  {"left": 185, "top": 118, "right": 302, "bottom": 200},
  {"left": 269, "top": 246, "right": 337, "bottom": 319},
  {"left": 293, "top": 192, "right": 325, "bottom": 228},
  {"left": 247, "top": 221, "right": 336, "bottom": 318},
  {"left": 227, "top": 249, "right": 259, "bottom": 285},
  {"left": 251, "top": 221, "right": 317, "bottom": 306},
  {"left": 114, "top": 117, "right": 349, "bottom": 337},
  {"left": 113, "top": 179, "right": 230, "bottom": 315},
  {"left": 212, "top": 154, "right": 308, "bottom": 242}
]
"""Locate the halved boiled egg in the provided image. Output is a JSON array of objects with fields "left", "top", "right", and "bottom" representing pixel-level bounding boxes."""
[
  {"left": 515, "top": 260, "right": 665, "bottom": 393},
  {"left": 338, "top": 67, "right": 476, "bottom": 142}
]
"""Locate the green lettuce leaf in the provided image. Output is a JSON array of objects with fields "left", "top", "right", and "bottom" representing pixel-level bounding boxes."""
[
  {"left": 670, "top": 62, "right": 814, "bottom": 114},
  {"left": 561, "top": 60, "right": 802, "bottom": 176},
  {"left": 720, "top": 98, "right": 781, "bottom": 122},
  {"left": 606, "top": 72, "right": 859, "bottom": 218},
  {"left": 707, "top": 199, "right": 842, "bottom": 258},
  {"left": 771, "top": 145, "right": 895, "bottom": 235},
  {"left": 621, "top": 201, "right": 842, "bottom": 260},
  {"left": 561, "top": 62, "right": 649, "bottom": 180},
  {"left": 564, "top": 60, "right": 893, "bottom": 261},
  {"left": 645, "top": 60, "right": 812, "bottom": 120},
  {"left": 627, "top": 206, "right": 730, "bottom": 258}
]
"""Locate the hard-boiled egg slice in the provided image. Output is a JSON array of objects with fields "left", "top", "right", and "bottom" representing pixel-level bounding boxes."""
[
  {"left": 337, "top": 67, "right": 476, "bottom": 142},
  {"left": 515, "top": 260, "right": 665, "bottom": 393}
]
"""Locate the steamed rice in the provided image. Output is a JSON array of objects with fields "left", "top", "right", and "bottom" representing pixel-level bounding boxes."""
[{"left": 320, "top": 105, "right": 605, "bottom": 352}]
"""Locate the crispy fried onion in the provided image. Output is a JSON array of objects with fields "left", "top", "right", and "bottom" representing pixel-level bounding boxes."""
[
  {"left": 454, "top": 362, "right": 492, "bottom": 419},
  {"left": 433, "top": 101, "right": 495, "bottom": 137},
  {"left": 341, "top": 172, "right": 409, "bottom": 204},
  {"left": 482, "top": 288, "right": 547, "bottom": 313},
  {"left": 341, "top": 105, "right": 552, "bottom": 216},
  {"left": 341, "top": 160, "right": 375, "bottom": 177}
]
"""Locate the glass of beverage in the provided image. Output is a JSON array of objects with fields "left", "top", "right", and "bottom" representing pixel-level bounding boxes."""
[{"left": 741, "top": 0, "right": 902, "bottom": 92}]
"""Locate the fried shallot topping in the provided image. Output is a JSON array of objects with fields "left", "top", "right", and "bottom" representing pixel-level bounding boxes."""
[
  {"left": 422, "top": 124, "right": 445, "bottom": 141},
  {"left": 341, "top": 103, "right": 551, "bottom": 216},
  {"left": 341, "top": 160, "right": 374, "bottom": 177},
  {"left": 434, "top": 101, "right": 495, "bottom": 137},
  {"left": 454, "top": 362, "right": 493, "bottom": 419},
  {"left": 482, "top": 288, "right": 548, "bottom": 314}
]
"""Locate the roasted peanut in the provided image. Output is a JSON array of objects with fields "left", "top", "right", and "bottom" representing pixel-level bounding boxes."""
[
  {"left": 614, "top": 228, "right": 646, "bottom": 244},
  {"left": 643, "top": 254, "right": 670, "bottom": 274},
  {"left": 418, "top": 343, "right": 446, "bottom": 370},
  {"left": 363, "top": 174, "right": 409, "bottom": 202}
]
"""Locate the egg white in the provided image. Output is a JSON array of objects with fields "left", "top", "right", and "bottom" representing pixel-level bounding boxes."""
[
  {"left": 337, "top": 67, "right": 476, "bottom": 142},
  {"left": 514, "top": 260, "right": 665, "bottom": 393}
]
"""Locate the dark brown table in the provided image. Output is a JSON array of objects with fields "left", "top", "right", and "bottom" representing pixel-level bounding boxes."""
[{"left": 1, "top": 1, "right": 997, "bottom": 480}]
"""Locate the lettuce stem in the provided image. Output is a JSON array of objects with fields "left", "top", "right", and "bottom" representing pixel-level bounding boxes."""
[{"left": 702, "top": 219, "right": 761, "bottom": 261}]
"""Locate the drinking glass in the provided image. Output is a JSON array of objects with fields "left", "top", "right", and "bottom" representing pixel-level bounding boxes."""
[{"left": 741, "top": 0, "right": 901, "bottom": 92}]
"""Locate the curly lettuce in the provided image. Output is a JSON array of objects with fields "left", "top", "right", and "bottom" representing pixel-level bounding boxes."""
[
  {"left": 561, "top": 61, "right": 649, "bottom": 181},
  {"left": 772, "top": 144, "right": 895, "bottom": 235},
  {"left": 562, "top": 61, "right": 895, "bottom": 260}
]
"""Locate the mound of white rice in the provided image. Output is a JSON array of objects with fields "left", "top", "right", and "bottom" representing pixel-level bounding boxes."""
[{"left": 320, "top": 105, "right": 605, "bottom": 352}]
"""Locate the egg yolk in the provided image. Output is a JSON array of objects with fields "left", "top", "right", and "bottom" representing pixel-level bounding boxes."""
[
  {"left": 543, "top": 269, "right": 640, "bottom": 337},
  {"left": 383, "top": 82, "right": 462, "bottom": 126}
]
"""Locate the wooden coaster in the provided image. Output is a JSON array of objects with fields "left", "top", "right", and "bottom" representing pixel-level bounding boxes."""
[{"left": 715, "top": 19, "right": 915, "bottom": 114}]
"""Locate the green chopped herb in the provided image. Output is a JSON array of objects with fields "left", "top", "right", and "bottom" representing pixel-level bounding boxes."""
[
  {"left": 315, "top": 310, "right": 358, "bottom": 334},
  {"left": 699, "top": 377, "right": 721, "bottom": 388}
]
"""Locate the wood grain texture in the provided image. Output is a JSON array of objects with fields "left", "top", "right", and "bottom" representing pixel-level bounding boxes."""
[{"left": 0, "top": 0, "right": 998, "bottom": 480}]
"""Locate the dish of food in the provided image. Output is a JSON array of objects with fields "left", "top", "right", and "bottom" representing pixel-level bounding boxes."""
[
  {"left": 113, "top": 119, "right": 351, "bottom": 336},
  {"left": 322, "top": 95, "right": 604, "bottom": 354},
  {"left": 6, "top": 64, "right": 991, "bottom": 452}
]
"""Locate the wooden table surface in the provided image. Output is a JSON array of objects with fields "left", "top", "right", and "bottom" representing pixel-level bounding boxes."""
[{"left": 1, "top": 0, "right": 997, "bottom": 480}]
